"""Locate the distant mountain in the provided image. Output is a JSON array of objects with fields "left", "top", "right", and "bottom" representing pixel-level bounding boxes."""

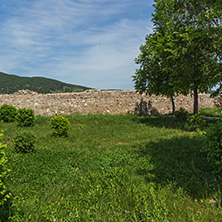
[{"left": 0, "top": 72, "right": 91, "bottom": 94}]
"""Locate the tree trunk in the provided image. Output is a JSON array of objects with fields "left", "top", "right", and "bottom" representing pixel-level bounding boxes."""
[
  {"left": 171, "top": 94, "right": 175, "bottom": 113},
  {"left": 193, "top": 86, "right": 198, "bottom": 114}
]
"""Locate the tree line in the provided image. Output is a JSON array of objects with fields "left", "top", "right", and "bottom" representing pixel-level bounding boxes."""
[{"left": 0, "top": 72, "right": 90, "bottom": 94}]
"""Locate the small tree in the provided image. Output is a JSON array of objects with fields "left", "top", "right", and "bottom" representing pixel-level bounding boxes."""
[
  {"left": 16, "top": 108, "right": 35, "bottom": 127},
  {"left": 14, "top": 131, "right": 36, "bottom": 153},
  {"left": 0, "top": 104, "right": 17, "bottom": 122},
  {"left": 50, "top": 115, "right": 70, "bottom": 137}
]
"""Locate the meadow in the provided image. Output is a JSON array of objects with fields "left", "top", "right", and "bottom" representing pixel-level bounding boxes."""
[{"left": 1, "top": 111, "right": 222, "bottom": 221}]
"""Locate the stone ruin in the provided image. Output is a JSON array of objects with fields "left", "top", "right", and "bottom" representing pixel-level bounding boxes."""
[{"left": 0, "top": 89, "right": 219, "bottom": 116}]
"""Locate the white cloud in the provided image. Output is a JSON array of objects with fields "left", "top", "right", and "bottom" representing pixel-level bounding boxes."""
[{"left": 0, "top": 0, "right": 154, "bottom": 89}]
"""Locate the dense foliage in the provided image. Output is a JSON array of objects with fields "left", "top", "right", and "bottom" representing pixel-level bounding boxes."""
[
  {"left": 50, "top": 115, "right": 70, "bottom": 137},
  {"left": 187, "top": 114, "right": 206, "bottom": 128},
  {"left": 134, "top": 0, "right": 222, "bottom": 114},
  {"left": 0, "top": 104, "right": 17, "bottom": 122},
  {"left": 14, "top": 132, "right": 36, "bottom": 153},
  {"left": 0, "top": 132, "right": 10, "bottom": 206},
  {"left": 0, "top": 72, "right": 90, "bottom": 94},
  {"left": 16, "top": 108, "right": 35, "bottom": 127},
  {"left": 204, "top": 121, "right": 222, "bottom": 175},
  {"left": 174, "top": 108, "right": 189, "bottom": 122}
]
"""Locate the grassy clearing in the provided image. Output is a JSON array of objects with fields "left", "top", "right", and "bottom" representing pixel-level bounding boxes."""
[{"left": 1, "top": 113, "right": 222, "bottom": 221}]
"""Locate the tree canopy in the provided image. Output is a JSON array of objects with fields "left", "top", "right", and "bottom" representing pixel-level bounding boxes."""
[{"left": 133, "top": 0, "right": 222, "bottom": 114}]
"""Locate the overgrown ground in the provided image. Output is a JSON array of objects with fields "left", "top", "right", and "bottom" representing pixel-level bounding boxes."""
[{"left": 1, "top": 111, "right": 222, "bottom": 221}]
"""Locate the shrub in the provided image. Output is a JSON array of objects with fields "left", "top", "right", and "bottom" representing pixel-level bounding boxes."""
[
  {"left": 14, "top": 131, "right": 36, "bottom": 153},
  {"left": 16, "top": 108, "right": 35, "bottom": 127},
  {"left": 50, "top": 115, "right": 70, "bottom": 137},
  {"left": 0, "top": 131, "right": 11, "bottom": 206},
  {"left": 187, "top": 114, "right": 206, "bottom": 129},
  {"left": 0, "top": 104, "right": 17, "bottom": 122},
  {"left": 204, "top": 121, "right": 222, "bottom": 174},
  {"left": 174, "top": 108, "right": 189, "bottom": 122}
]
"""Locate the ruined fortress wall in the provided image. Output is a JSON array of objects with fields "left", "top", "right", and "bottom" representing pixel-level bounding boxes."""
[{"left": 0, "top": 89, "right": 217, "bottom": 116}]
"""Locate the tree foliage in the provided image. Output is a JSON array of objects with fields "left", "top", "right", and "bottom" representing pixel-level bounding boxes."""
[
  {"left": 134, "top": 32, "right": 177, "bottom": 113},
  {"left": 134, "top": 0, "right": 222, "bottom": 114}
]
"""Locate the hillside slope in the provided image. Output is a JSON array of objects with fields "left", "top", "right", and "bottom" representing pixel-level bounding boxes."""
[{"left": 0, "top": 72, "right": 90, "bottom": 94}]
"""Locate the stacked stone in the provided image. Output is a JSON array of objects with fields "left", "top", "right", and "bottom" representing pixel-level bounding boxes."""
[{"left": 0, "top": 89, "right": 217, "bottom": 116}]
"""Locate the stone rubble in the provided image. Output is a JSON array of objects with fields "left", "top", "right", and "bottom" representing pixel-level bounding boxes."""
[{"left": 0, "top": 89, "right": 218, "bottom": 116}]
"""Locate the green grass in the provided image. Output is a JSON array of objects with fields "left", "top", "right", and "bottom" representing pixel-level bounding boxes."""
[
  {"left": 1, "top": 113, "right": 222, "bottom": 221},
  {"left": 199, "top": 107, "right": 222, "bottom": 117}
]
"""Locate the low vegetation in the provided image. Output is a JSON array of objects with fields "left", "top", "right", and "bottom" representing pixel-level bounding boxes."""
[
  {"left": 14, "top": 132, "right": 36, "bottom": 154},
  {"left": 0, "top": 132, "right": 11, "bottom": 207},
  {"left": 0, "top": 107, "right": 222, "bottom": 221},
  {"left": 50, "top": 115, "right": 70, "bottom": 137},
  {"left": 0, "top": 105, "right": 17, "bottom": 123},
  {"left": 16, "top": 108, "right": 35, "bottom": 127}
]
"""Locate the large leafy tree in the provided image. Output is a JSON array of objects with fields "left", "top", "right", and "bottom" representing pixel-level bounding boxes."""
[
  {"left": 134, "top": 32, "right": 177, "bottom": 113},
  {"left": 134, "top": 0, "right": 222, "bottom": 114}
]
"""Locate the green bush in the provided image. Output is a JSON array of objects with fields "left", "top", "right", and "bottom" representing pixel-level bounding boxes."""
[
  {"left": 204, "top": 121, "right": 222, "bottom": 174},
  {"left": 187, "top": 114, "right": 206, "bottom": 129},
  {"left": 16, "top": 108, "right": 35, "bottom": 127},
  {"left": 174, "top": 108, "right": 189, "bottom": 122},
  {"left": 0, "top": 104, "right": 17, "bottom": 122},
  {"left": 0, "top": 131, "right": 11, "bottom": 206},
  {"left": 50, "top": 115, "right": 70, "bottom": 137},
  {"left": 14, "top": 131, "right": 36, "bottom": 153}
]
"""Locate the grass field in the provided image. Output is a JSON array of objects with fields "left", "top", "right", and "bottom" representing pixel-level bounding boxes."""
[
  {"left": 199, "top": 107, "right": 222, "bottom": 117},
  {"left": 1, "top": 112, "right": 222, "bottom": 221}
]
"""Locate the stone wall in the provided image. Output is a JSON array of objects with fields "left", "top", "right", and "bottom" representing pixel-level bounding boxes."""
[{"left": 0, "top": 89, "right": 217, "bottom": 116}]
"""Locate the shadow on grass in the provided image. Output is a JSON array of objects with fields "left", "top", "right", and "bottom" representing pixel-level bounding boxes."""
[
  {"left": 132, "top": 114, "right": 218, "bottom": 131},
  {"left": 0, "top": 192, "right": 14, "bottom": 221},
  {"left": 137, "top": 134, "right": 219, "bottom": 199},
  {"left": 199, "top": 107, "right": 222, "bottom": 118}
]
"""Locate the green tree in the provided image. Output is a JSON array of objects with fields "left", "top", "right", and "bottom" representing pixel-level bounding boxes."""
[
  {"left": 134, "top": 0, "right": 222, "bottom": 114},
  {"left": 134, "top": 32, "right": 178, "bottom": 113}
]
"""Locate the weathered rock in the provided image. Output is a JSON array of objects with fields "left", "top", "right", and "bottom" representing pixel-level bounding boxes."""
[
  {"left": 0, "top": 89, "right": 218, "bottom": 116},
  {"left": 13, "top": 90, "right": 38, "bottom": 96}
]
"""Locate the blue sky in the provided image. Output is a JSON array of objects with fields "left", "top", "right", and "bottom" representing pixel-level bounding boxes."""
[{"left": 0, "top": 0, "right": 154, "bottom": 89}]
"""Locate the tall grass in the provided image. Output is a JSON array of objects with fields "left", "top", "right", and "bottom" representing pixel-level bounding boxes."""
[{"left": 0, "top": 113, "right": 222, "bottom": 221}]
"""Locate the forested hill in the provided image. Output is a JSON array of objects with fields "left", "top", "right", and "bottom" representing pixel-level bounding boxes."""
[{"left": 0, "top": 72, "right": 91, "bottom": 94}]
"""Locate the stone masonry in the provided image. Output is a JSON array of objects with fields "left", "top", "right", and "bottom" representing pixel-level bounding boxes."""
[{"left": 0, "top": 89, "right": 218, "bottom": 116}]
